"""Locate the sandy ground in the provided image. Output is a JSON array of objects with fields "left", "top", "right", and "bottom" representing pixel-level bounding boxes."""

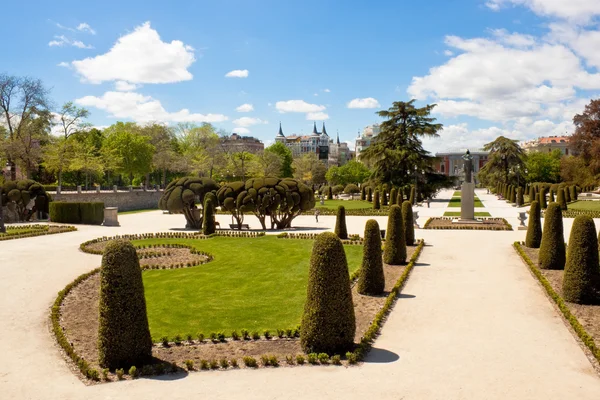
[{"left": 1, "top": 189, "right": 600, "bottom": 399}]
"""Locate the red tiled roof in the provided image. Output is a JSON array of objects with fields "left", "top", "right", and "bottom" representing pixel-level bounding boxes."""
[{"left": 539, "top": 136, "right": 570, "bottom": 144}]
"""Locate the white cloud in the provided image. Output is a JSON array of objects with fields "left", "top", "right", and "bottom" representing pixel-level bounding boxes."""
[
  {"left": 48, "top": 34, "right": 93, "bottom": 49},
  {"left": 232, "top": 127, "right": 251, "bottom": 134},
  {"left": 485, "top": 0, "right": 600, "bottom": 23},
  {"left": 344, "top": 140, "right": 355, "bottom": 151},
  {"left": 114, "top": 81, "right": 139, "bottom": 91},
  {"left": 306, "top": 112, "right": 329, "bottom": 120},
  {"left": 225, "top": 69, "right": 249, "bottom": 78},
  {"left": 347, "top": 97, "right": 381, "bottom": 109},
  {"left": 314, "top": 93, "right": 319, "bottom": 96},
  {"left": 75, "top": 91, "right": 228, "bottom": 123},
  {"left": 235, "top": 103, "right": 254, "bottom": 112},
  {"left": 76, "top": 23, "right": 96, "bottom": 35},
  {"left": 232, "top": 117, "right": 267, "bottom": 127},
  {"left": 71, "top": 22, "right": 195, "bottom": 84},
  {"left": 323, "top": 88, "right": 331, "bottom": 93},
  {"left": 57, "top": 61, "right": 70, "bottom": 68},
  {"left": 444, "top": 50, "right": 454, "bottom": 56},
  {"left": 275, "top": 100, "right": 326, "bottom": 113}
]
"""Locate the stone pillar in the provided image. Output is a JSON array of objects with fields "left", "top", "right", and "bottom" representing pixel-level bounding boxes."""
[
  {"left": 103, "top": 207, "right": 119, "bottom": 226},
  {"left": 129, "top": 186, "right": 133, "bottom": 192},
  {"left": 77, "top": 185, "right": 82, "bottom": 194},
  {"left": 96, "top": 186, "right": 101, "bottom": 193},
  {"left": 113, "top": 185, "right": 118, "bottom": 193},
  {"left": 460, "top": 182, "right": 475, "bottom": 220}
]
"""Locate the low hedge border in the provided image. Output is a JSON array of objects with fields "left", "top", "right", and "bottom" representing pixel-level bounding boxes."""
[
  {"left": 0, "top": 224, "right": 76, "bottom": 241},
  {"left": 277, "top": 232, "right": 364, "bottom": 245},
  {"left": 514, "top": 242, "right": 600, "bottom": 367},
  {"left": 558, "top": 209, "right": 600, "bottom": 219},
  {"left": 423, "top": 217, "right": 513, "bottom": 231}
]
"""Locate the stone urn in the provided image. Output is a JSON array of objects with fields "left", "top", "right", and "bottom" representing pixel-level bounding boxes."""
[
  {"left": 518, "top": 211, "right": 527, "bottom": 228},
  {"left": 413, "top": 210, "right": 419, "bottom": 228}
]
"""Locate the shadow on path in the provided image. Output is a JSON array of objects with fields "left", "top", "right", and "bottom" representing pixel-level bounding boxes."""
[
  {"left": 363, "top": 347, "right": 400, "bottom": 364},
  {"left": 397, "top": 293, "right": 416, "bottom": 299}
]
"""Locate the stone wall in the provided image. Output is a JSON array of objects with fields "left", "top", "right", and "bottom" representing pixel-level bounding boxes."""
[{"left": 50, "top": 190, "right": 162, "bottom": 212}]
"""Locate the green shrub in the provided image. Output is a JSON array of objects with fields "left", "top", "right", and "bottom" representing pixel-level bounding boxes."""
[
  {"left": 382, "top": 190, "right": 388, "bottom": 206},
  {"left": 318, "top": 353, "right": 330, "bottom": 364},
  {"left": 202, "top": 197, "right": 216, "bottom": 235},
  {"left": 401, "top": 201, "right": 415, "bottom": 246},
  {"left": 296, "top": 354, "right": 305, "bottom": 364},
  {"left": 539, "top": 187, "right": 547, "bottom": 209},
  {"left": 565, "top": 186, "right": 572, "bottom": 202},
  {"left": 115, "top": 368, "right": 124, "bottom": 380},
  {"left": 373, "top": 191, "right": 380, "bottom": 210},
  {"left": 569, "top": 186, "right": 576, "bottom": 202},
  {"left": 390, "top": 188, "right": 397, "bottom": 206},
  {"left": 360, "top": 186, "right": 366, "bottom": 201},
  {"left": 357, "top": 220, "right": 385, "bottom": 295},
  {"left": 49, "top": 202, "right": 81, "bottom": 224},
  {"left": 557, "top": 188, "right": 567, "bottom": 210},
  {"left": 128, "top": 366, "right": 138, "bottom": 378},
  {"left": 184, "top": 359, "right": 194, "bottom": 370},
  {"left": 80, "top": 202, "right": 104, "bottom": 224},
  {"left": 367, "top": 187, "right": 372, "bottom": 202},
  {"left": 327, "top": 186, "right": 333, "bottom": 200},
  {"left": 383, "top": 205, "right": 406, "bottom": 265},
  {"left": 307, "top": 353, "right": 318, "bottom": 364},
  {"left": 242, "top": 356, "right": 258, "bottom": 368},
  {"left": 344, "top": 184, "right": 360, "bottom": 195},
  {"left": 525, "top": 201, "right": 542, "bottom": 249},
  {"left": 334, "top": 206, "right": 348, "bottom": 240},
  {"left": 539, "top": 203, "right": 566, "bottom": 270},
  {"left": 396, "top": 191, "right": 403, "bottom": 205},
  {"left": 549, "top": 189, "right": 555, "bottom": 203},
  {"left": 331, "top": 355, "right": 342, "bottom": 365},
  {"left": 517, "top": 187, "right": 524, "bottom": 206},
  {"left": 563, "top": 215, "right": 600, "bottom": 304},
  {"left": 301, "top": 232, "right": 356, "bottom": 354},
  {"left": 346, "top": 351, "right": 357, "bottom": 364},
  {"left": 98, "top": 240, "right": 152, "bottom": 369},
  {"left": 510, "top": 186, "right": 516, "bottom": 203},
  {"left": 409, "top": 186, "right": 415, "bottom": 204}
]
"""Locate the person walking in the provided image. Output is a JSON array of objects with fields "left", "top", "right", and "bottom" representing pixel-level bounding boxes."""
[
  {"left": 315, "top": 208, "right": 320, "bottom": 223},
  {"left": 426, "top": 197, "right": 431, "bottom": 208}
]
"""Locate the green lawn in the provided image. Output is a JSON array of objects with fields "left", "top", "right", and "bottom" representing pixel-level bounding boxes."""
[
  {"left": 315, "top": 199, "right": 374, "bottom": 210},
  {"left": 447, "top": 198, "right": 485, "bottom": 208},
  {"left": 131, "top": 236, "right": 363, "bottom": 340},
  {"left": 567, "top": 201, "right": 600, "bottom": 211},
  {"left": 118, "top": 208, "right": 158, "bottom": 215},
  {"left": 443, "top": 211, "right": 491, "bottom": 217}
]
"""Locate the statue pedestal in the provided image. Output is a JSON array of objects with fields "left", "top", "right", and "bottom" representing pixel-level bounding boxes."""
[
  {"left": 453, "top": 182, "right": 483, "bottom": 224},
  {"left": 103, "top": 207, "right": 119, "bottom": 226}
]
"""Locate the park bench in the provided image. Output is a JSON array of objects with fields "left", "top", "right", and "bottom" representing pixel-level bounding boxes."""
[{"left": 229, "top": 223, "right": 250, "bottom": 230}]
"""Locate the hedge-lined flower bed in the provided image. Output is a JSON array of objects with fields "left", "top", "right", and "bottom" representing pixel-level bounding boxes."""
[
  {"left": 0, "top": 224, "right": 76, "bottom": 241},
  {"left": 423, "top": 217, "right": 512, "bottom": 230},
  {"left": 558, "top": 209, "right": 600, "bottom": 219},
  {"left": 514, "top": 242, "right": 600, "bottom": 365},
  {"left": 277, "top": 232, "right": 364, "bottom": 245}
]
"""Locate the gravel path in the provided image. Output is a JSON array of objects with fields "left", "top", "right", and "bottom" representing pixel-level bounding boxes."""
[{"left": 1, "top": 189, "right": 599, "bottom": 399}]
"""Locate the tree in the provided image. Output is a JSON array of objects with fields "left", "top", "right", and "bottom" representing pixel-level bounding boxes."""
[
  {"left": 53, "top": 102, "right": 91, "bottom": 189},
  {"left": 360, "top": 100, "right": 441, "bottom": 187},
  {"left": 571, "top": 99, "right": 600, "bottom": 170},
  {"left": 525, "top": 200, "right": 542, "bottom": 248},
  {"left": 557, "top": 187, "right": 568, "bottom": 210},
  {"left": 202, "top": 197, "right": 216, "bottom": 235},
  {"left": 159, "top": 177, "right": 220, "bottom": 229},
  {"left": 357, "top": 219, "right": 385, "bottom": 295},
  {"left": 373, "top": 190, "right": 380, "bottom": 209},
  {"left": 292, "top": 153, "right": 326, "bottom": 185},
  {"left": 524, "top": 150, "right": 561, "bottom": 183},
  {"left": 248, "top": 150, "right": 283, "bottom": 178},
  {"left": 383, "top": 205, "right": 406, "bottom": 265},
  {"left": 539, "top": 203, "right": 565, "bottom": 270},
  {"left": 69, "top": 139, "right": 104, "bottom": 189},
  {"left": 334, "top": 206, "right": 348, "bottom": 239},
  {"left": 177, "top": 123, "right": 225, "bottom": 178},
  {"left": 0, "top": 74, "right": 50, "bottom": 180},
  {"left": 103, "top": 122, "right": 155, "bottom": 183},
  {"left": 563, "top": 215, "right": 600, "bottom": 304},
  {"left": 98, "top": 240, "right": 152, "bottom": 369},
  {"left": 301, "top": 232, "right": 355, "bottom": 354},
  {"left": 265, "top": 142, "right": 293, "bottom": 178},
  {"left": 479, "top": 136, "right": 525, "bottom": 186},
  {"left": 326, "top": 160, "right": 371, "bottom": 186},
  {"left": 143, "top": 123, "right": 184, "bottom": 187},
  {"left": 402, "top": 201, "right": 415, "bottom": 246},
  {"left": 560, "top": 156, "right": 593, "bottom": 187}
]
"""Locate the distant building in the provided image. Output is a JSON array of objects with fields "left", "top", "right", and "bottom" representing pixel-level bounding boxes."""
[
  {"left": 355, "top": 123, "right": 381, "bottom": 160},
  {"left": 434, "top": 150, "right": 489, "bottom": 184},
  {"left": 275, "top": 122, "right": 350, "bottom": 166},
  {"left": 221, "top": 133, "right": 264, "bottom": 154},
  {"left": 521, "top": 136, "right": 571, "bottom": 155}
]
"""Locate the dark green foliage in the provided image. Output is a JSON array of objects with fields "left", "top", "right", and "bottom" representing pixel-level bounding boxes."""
[
  {"left": 382, "top": 190, "right": 388, "bottom": 206},
  {"left": 327, "top": 186, "right": 333, "bottom": 200},
  {"left": 373, "top": 191, "right": 380, "bottom": 209},
  {"left": 383, "top": 205, "right": 406, "bottom": 265},
  {"left": 360, "top": 186, "right": 366, "bottom": 201},
  {"left": 357, "top": 220, "right": 385, "bottom": 295},
  {"left": 517, "top": 187, "right": 524, "bottom": 206},
  {"left": 334, "top": 206, "right": 348, "bottom": 239},
  {"left": 390, "top": 188, "right": 397, "bottom": 206},
  {"left": 409, "top": 186, "right": 416, "bottom": 205},
  {"left": 574, "top": 186, "right": 579, "bottom": 201},
  {"left": 98, "top": 240, "right": 152, "bottom": 369},
  {"left": 301, "top": 232, "right": 355, "bottom": 354},
  {"left": 401, "top": 201, "right": 415, "bottom": 246},
  {"left": 50, "top": 202, "right": 104, "bottom": 225},
  {"left": 202, "top": 198, "right": 216, "bottom": 235},
  {"left": 344, "top": 184, "right": 360, "bottom": 195},
  {"left": 525, "top": 201, "right": 542, "bottom": 248},
  {"left": 525, "top": 185, "right": 530, "bottom": 197},
  {"left": 549, "top": 189, "right": 555, "bottom": 203},
  {"left": 539, "top": 203, "right": 566, "bottom": 270},
  {"left": 539, "top": 187, "right": 547, "bottom": 209},
  {"left": 396, "top": 191, "right": 403, "bottom": 205},
  {"left": 80, "top": 202, "right": 105, "bottom": 225},
  {"left": 569, "top": 186, "right": 576, "bottom": 202},
  {"left": 159, "top": 177, "right": 219, "bottom": 229},
  {"left": 510, "top": 186, "right": 516, "bottom": 203},
  {"left": 367, "top": 187, "right": 372, "bottom": 202},
  {"left": 557, "top": 188, "right": 567, "bottom": 210},
  {"left": 563, "top": 216, "right": 600, "bottom": 304},
  {"left": 565, "top": 186, "right": 571, "bottom": 203},
  {"left": 1, "top": 179, "right": 51, "bottom": 221}
]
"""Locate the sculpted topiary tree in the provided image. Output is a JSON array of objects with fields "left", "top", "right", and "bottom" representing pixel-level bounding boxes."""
[
  {"left": 409, "top": 186, "right": 416, "bottom": 205},
  {"left": 390, "top": 188, "right": 397, "bottom": 207},
  {"left": 1, "top": 179, "right": 51, "bottom": 222},
  {"left": 539, "top": 187, "right": 547, "bottom": 209},
  {"left": 549, "top": 189, "right": 555, "bottom": 203},
  {"left": 396, "top": 191, "right": 403, "bottom": 205},
  {"left": 401, "top": 201, "right": 415, "bottom": 246},
  {"left": 202, "top": 197, "right": 216, "bottom": 235},
  {"left": 367, "top": 187, "right": 372, "bottom": 202},
  {"left": 327, "top": 186, "right": 333, "bottom": 200},
  {"left": 564, "top": 186, "right": 571, "bottom": 203},
  {"left": 360, "top": 186, "right": 366, "bottom": 201},
  {"left": 357, "top": 219, "right": 385, "bottom": 295},
  {"left": 216, "top": 181, "right": 247, "bottom": 228},
  {"left": 344, "top": 184, "right": 360, "bottom": 197},
  {"left": 159, "top": 177, "right": 219, "bottom": 229},
  {"left": 98, "top": 240, "right": 152, "bottom": 370},
  {"left": 557, "top": 188, "right": 567, "bottom": 210},
  {"left": 301, "top": 232, "right": 355, "bottom": 354},
  {"left": 563, "top": 215, "right": 600, "bottom": 304},
  {"left": 373, "top": 190, "right": 380, "bottom": 209},
  {"left": 384, "top": 204, "right": 406, "bottom": 265},
  {"left": 569, "top": 186, "right": 577, "bottom": 202},
  {"left": 517, "top": 187, "right": 524, "bottom": 207},
  {"left": 539, "top": 203, "right": 565, "bottom": 270},
  {"left": 334, "top": 205, "right": 348, "bottom": 239},
  {"left": 382, "top": 189, "right": 388, "bottom": 206},
  {"left": 525, "top": 200, "right": 542, "bottom": 248}
]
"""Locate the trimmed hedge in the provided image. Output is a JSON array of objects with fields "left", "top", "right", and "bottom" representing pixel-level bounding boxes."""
[
  {"left": 98, "top": 239, "right": 153, "bottom": 369},
  {"left": 525, "top": 201, "right": 542, "bottom": 248},
  {"left": 409, "top": 186, "right": 415, "bottom": 205},
  {"left": 202, "top": 198, "right": 216, "bottom": 235},
  {"left": 557, "top": 188, "right": 567, "bottom": 210},
  {"left": 563, "top": 215, "right": 600, "bottom": 304},
  {"left": 538, "top": 203, "right": 565, "bottom": 270},
  {"left": 367, "top": 188, "right": 372, "bottom": 202},
  {"left": 334, "top": 206, "right": 348, "bottom": 240},
  {"left": 301, "top": 232, "right": 355, "bottom": 354},
  {"left": 50, "top": 201, "right": 104, "bottom": 225},
  {"left": 360, "top": 186, "right": 366, "bottom": 201},
  {"left": 373, "top": 191, "right": 380, "bottom": 210},
  {"left": 401, "top": 201, "right": 415, "bottom": 246},
  {"left": 357, "top": 219, "right": 385, "bottom": 295},
  {"left": 539, "top": 187, "right": 547, "bottom": 210},
  {"left": 390, "top": 189, "right": 397, "bottom": 207},
  {"left": 517, "top": 187, "right": 524, "bottom": 206},
  {"left": 383, "top": 205, "right": 406, "bottom": 265}
]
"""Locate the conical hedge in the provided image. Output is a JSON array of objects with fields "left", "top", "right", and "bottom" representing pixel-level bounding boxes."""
[
  {"left": 98, "top": 240, "right": 152, "bottom": 370},
  {"left": 564, "top": 186, "right": 571, "bottom": 202},
  {"left": 382, "top": 189, "right": 388, "bottom": 206},
  {"left": 390, "top": 188, "right": 397, "bottom": 206},
  {"left": 517, "top": 187, "right": 524, "bottom": 206},
  {"left": 549, "top": 189, "right": 555, "bottom": 203},
  {"left": 409, "top": 186, "right": 416, "bottom": 205},
  {"left": 383, "top": 204, "right": 406, "bottom": 265},
  {"left": 569, "top": 186, "right": 576, "bottom": 202},
  {"left": 301, "top": 232, "right": 355, "bottom": 354},
  {"left": 367, "top": 187, "right": 372, "bottom": 202},
  {"left": 357, "top": 219, "right": 385, "bottom": 295},
  {"left": 334, "top": 205, "right": 348, "bottom": 240},
  {"left": 402, "top": 201, "right": 415, "bottom": 246},
  {"left": 396, "top": 192, "right": 403, "bottom": 205},
  {"left": 373, "top": 190, "right": 380, "bottom": 209},
  {"left": 563, "top": 215, "right": 600, "bottom": 304},
  {"left": 557, "top": 188, "right": 567, "bottom": 210},
  {"left": 525, "top": 200, "right": 542, "bottom": 248},
  {"left": 539, "top": 203, "right": 565, "bottom": 270},
  {"left": 327, "top": 186, "right": 333, "bottom": 200},
  {"left": 360, "top": 186, "right": 366, "bottom": 201},
  {"left": 539, "top": 187, "right": 547, "bottom": 209},
  {"left": 510, "top": 186, "right": 516, "bottom": 203},
  {"left": 202, "top": 197, "right": 216, "bottom": 235}
]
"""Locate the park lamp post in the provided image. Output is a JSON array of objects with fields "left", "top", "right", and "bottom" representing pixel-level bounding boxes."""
[
  {"left": 0, "top": 162, "right": 11, "bottom": 233},
  {"left": 413, "top": 165, "right": 418, "bottom": 205}
]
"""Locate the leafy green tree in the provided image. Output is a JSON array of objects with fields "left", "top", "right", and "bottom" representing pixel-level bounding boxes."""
[
  {"left": 571, "top": 99, "right": 600, "bottom": 172},
  {"left": 265, "top": 142, "right": 293, "bottom": 178},
  {"left": 524, "top": 150, "right": 561, "bottom": 183},
  {"left": 143, "top": 123, "right": 185, "bottom": 187},
  {"left": 326, "top": 160, "right": 371, "bottom": 186},
  {"left": 177, "top": 123, "right": 225, "bottom": 178},
  {"left": 292, "top": 153, "right": 327, "bottom": 185},
  {"left": 159, "top": 177, "right": 219, "bottom": 229},
  {"left": 479, "top": 136, "right": 525, "bottom": 186},
  {"left": 248, "top": 150, "right": 283, "bottom": 178},
  {"left": 103, "top": 122, "right": 155, "bottom": 183}
]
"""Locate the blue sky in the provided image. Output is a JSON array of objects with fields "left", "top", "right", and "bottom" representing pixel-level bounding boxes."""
[{"left": 1, "top": 0, "right": 599, "bottom": 153}]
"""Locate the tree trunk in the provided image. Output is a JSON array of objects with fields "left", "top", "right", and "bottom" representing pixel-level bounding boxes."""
[
  {"left": 58, "top": 169, "right": 63, "bottom": 190},
  {"left": 162, "top": 168, "right": 167, "bottom": 189},
  {"left": 145, "top": 173, "right": 150, "bottom": 189}
]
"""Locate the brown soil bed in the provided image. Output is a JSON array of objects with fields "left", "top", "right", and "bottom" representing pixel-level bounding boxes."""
[
  {"left": 59, "top": 245, "right": 417, "bottom": 382},
  {"left": 83, "top": 243, "right": 207, "bottom": 269},
  {"left": 424, "top": 217, "right": 510, "bottom": 230},
  {"left": 521, "top": 246, "right": 600, "bottom": 365}
]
